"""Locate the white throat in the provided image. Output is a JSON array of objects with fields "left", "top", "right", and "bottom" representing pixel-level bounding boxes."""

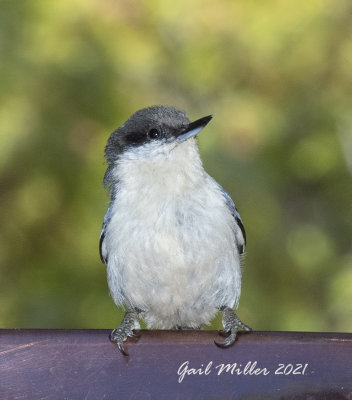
[{"left": 113, "top": 138, "right": 205, "bottom": 195}]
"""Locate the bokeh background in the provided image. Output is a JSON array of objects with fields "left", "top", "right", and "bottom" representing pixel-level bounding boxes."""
[{"left": 1, "top": 0, "right": 351, "bottom": 331}]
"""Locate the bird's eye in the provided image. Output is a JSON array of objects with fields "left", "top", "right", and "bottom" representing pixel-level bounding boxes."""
[{"left": 148, "top": 128, "right": 161, "bottom": 139}]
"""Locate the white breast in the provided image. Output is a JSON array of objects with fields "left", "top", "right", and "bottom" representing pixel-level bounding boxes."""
[{"left": 105, "top": 139, "right": 242, "bottom": 328}]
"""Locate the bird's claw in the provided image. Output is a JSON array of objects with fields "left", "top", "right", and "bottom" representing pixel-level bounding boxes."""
[
  {"left": 127, "top": 330, "right": 141, "bottom": 339},
  {"left": 215, "top": 307, "right": 252, "bottom": 348},
  {"left": 215, "top": 331, "right": 238, "bottom": 348},
  {"left": 117, "top": 339, "right": 128, "bottom": 356},
  {"left": 109, "top": 328, "right": 133, "bottom": 356},
  {"left": 109, "top": 309, "right": 141, "bottom": 356}
]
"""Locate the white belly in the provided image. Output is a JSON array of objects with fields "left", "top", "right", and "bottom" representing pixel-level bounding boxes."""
[{"left": 105, "top": 175, "right": 242, "bottom": 329}]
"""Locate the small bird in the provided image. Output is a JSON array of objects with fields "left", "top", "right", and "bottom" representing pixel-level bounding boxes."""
[{"left": 100, "top": 105, "right": 251, "bottom": 355}]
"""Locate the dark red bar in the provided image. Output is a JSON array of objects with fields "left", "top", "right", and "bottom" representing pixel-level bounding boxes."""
[{"left": 1, "top": 330, "right": 351, "bottom": 399}]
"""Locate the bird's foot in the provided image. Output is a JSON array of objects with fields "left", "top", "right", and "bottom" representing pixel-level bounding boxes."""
[
  {"left": 215, "top": 306, "right": 252, "bottom": 348},
  {"left": 109, "top": 309, "right": 141, "bottom": 356}
]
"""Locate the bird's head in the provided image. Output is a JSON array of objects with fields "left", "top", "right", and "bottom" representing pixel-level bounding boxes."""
[
  {"left": 104, "top": 105, "right": 212, "bottom": 163},
  {"left": 103, "top": 106, "right": 212, "bottom": 188}
]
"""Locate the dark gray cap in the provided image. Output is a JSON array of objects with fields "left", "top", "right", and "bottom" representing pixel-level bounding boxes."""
[{"left": 104, "top": 105, "right": 212, "bottom": 164}]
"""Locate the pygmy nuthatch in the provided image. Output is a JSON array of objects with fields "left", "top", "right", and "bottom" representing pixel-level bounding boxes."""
[{"left": 100, "top": 105, "right": 251, "bottom": 355}]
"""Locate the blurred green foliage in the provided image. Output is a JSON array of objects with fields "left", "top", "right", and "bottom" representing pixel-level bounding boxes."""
[{"left": 0, "top": 0, "right": 351, "bottom": 332}]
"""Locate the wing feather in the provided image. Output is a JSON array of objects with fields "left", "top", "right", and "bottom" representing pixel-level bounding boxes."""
[
  {"left": 99, "top": 204, "right": 112, "bottom": 265},
  {"left": 209, "top": 176, "right": 246, "bottom": 255}
]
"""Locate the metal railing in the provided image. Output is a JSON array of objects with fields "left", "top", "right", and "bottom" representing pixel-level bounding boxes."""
[{"left": 1, "top": 329, "right": 352, "bottom": 399}]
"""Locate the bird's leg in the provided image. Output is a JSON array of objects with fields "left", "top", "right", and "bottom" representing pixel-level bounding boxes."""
[
  {"left": 109, "top": 308, "right": 141, "bottom": 356},
  {"left": 215, "top": 306, "right": 252, "bottom": 348}
]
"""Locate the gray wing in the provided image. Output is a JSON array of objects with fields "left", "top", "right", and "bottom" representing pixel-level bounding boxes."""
[
  {"left": 221, "top": 187, "right": 246, "bottom": 254},
  {"left": 210, "top": 176, "right": 246, "bottom": 255},
  {"left": 99, "top": 203, "right": 113, "bottom": 264},
  {"left": 100, "top": 174, "right": 119, "bottom": 264}
]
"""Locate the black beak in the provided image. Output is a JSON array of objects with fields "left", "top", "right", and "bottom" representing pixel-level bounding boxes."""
[{"left": 176, "top": 115, "right": 213, "bottom": 142}]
